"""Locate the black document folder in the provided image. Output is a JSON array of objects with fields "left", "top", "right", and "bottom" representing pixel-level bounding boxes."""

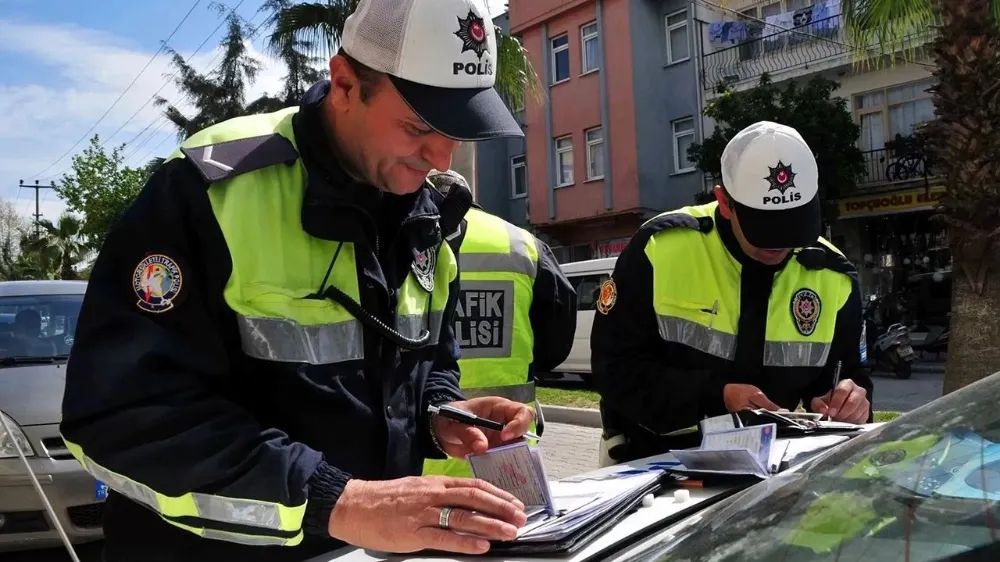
[{"left": 483, "top": 473, "right": 663, "bottom": 556}]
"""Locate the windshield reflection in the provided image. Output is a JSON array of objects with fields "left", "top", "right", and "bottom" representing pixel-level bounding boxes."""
[
  {"left": 639, "top": 373, "right": 1000, "bottom": 562},
  {"left": 0, "top": 294, "right": 84, "bottom": 359}
]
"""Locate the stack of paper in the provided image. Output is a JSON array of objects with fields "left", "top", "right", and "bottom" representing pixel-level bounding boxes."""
[
  {"left": 671, "top": 422, "right": 784, "bottom": 478},
  {"left": 514, "top": 471, "right": 662, "bottom": 542},
  {"left": 466, "top": 442, "right": 661, "bottom": 544}
]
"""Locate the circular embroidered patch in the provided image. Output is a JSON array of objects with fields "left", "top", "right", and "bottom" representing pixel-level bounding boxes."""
[
  {"left": 790, "top": 288, "right": 821, "bottom": 336},
  {"left": 133, "top": 254, "right": 183, "bottom": 314},
  {"left": 596, "top": 279, "right": 617, "bottom": 315}
]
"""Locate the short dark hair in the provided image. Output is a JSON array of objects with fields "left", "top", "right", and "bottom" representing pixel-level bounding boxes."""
[{"left": 337, "top": 48, "right": 383, "bottom": 103}]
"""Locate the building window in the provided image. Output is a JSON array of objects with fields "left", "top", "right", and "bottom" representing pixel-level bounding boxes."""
[
  {"left": 854, "top": 79, "right": 936, "bottom": 151},
  {"left": 555, "top": 136, "right": 574, "bottom": 186},
  {"left": 854, "top": 79, "right": 936, "bottom": 184},
  {"left": 665, "top": 10, "right": 690, "bottom": 64},
  {"left": 510, "top": 154, "right": 527, "bottom": 199},
  {"left": 672, "top": 118, "right": 696, "bottom": 173},
  {"left": 585, "top": 127, "right": 604, "bottom": 180},
  {"left": 581, "top": 22, "right": 599, "bottom": 74},
  {"left": 551, "top": 34, "right": 570, "bottom": 83}
]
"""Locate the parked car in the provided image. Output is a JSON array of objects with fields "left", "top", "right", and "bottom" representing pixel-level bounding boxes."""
[
  {"left": 0, "top": 280, "right": 103, "bottom": 552},
  {"left": 544, "top": 257, "right": 616, "bottom": 386}
]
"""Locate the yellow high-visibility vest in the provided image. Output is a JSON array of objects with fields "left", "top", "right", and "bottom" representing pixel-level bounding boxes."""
[{"left": 422, "top": 207, "right": 539, "bottom": 478}]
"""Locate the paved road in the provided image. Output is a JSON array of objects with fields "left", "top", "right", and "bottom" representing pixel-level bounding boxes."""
[{"left": 11, "top": 422, "right": 603, "bottom": 562}]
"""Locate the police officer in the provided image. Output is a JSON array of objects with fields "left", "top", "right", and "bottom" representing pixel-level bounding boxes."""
[
  {"left": 59, "top": 1, "right": 538, "bottom": 560},
  {"left": 591, "top": 121, "right": 874, "bottom": 466},
  {"left": 422, "top": 170, "right": 578, "bottom": 478}
]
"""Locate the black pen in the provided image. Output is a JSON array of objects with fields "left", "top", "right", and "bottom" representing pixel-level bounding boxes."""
[
  {"left": 428, "top": 403, "right": 542, "bottom": 441},
  {"left": 823, "top": 360, "right": 843, "bottom": 421}
]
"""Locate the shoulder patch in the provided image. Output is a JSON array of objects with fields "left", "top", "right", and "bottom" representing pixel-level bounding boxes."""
[
  {"left": 180, "top": 133, "right": 298, "bottom": 184},
  {"left": 133, "top": 254, "right": 183, "bottom": 314},
  {"left": 641, "top": 212, "right": 714, "bottom": 235},
  {"left": 596, "top": 279, "right": 617, "bottom": 315},
  {"left": 796, "top": 245, "right": 858, "bottom": 277}
]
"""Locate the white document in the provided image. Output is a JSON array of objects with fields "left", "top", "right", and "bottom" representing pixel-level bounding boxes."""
[
  {"left": 671, "top": 423, "right": 778, "bottom": 478},
  {"left": 699, "top": 413, "right": 739, "bottom": 434},
  {"left": 468, "top": 441, "right": 554, "bottom": 513}
]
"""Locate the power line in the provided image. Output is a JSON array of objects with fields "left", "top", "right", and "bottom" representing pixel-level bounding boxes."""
[
  {"left": 30, "top": 0, "right": 258, "bottom": 217},
  {"left": 23, "top": 0, "right": 205, "bottom": 182}
]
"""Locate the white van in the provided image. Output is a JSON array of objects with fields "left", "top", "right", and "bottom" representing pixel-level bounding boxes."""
[{"left": 546, "top": 257, "right": 617, "bottom": 385}]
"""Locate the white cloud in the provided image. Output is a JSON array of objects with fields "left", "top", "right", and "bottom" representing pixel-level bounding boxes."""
[{"left": 0, "top": 18, "right": 286, "bottom": 223}]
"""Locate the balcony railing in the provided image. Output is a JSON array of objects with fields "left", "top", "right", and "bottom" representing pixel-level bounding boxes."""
[
  {"left": 700, "top": 15, "right": 931, "bottom": 92},
  {"left": 856, "top": 147, "right": 934, "bottom": 190}
]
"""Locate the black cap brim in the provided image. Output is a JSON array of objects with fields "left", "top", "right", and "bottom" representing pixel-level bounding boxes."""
[
  {"left": 388, "top": 75, "right": 523, "bottom": 141},
  {"left": 733, "top": 195, "right": 821, "bottom": 249}
]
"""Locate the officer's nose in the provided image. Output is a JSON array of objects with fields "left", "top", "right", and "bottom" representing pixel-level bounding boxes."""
[{"left": 421, "top": 134, "right": 460, "bottom": 174}]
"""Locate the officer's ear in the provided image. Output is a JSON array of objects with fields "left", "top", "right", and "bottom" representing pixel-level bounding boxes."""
[{"left": 714, "top": 185, "right": 736, "bottom": 219}]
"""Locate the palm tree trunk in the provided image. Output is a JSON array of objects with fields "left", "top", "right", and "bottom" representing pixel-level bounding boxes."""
[
  {"left": 924, "top": 0, "right": 1000, "bottom": 393},
  {"left": 945, "top": 248, "right": 1000, "bottom": 393}
]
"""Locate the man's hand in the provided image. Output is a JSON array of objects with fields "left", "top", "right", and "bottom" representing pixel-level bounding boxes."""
[
  {"left": 328, "top": 476, "right": 529, "bottom": 554},
  {"left": 723, "top": 384, "right": 782, "bottom": 413},
  {"left": 810, "top": 379, "right": 870, "bottom": 424},
  {"left": 432, "top": 397, "right": 535, "bottom": 459}
]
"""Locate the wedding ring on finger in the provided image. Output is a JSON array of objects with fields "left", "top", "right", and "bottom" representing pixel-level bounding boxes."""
[{"left": 438, "top": 507, "right": 453, "bottom": 529}]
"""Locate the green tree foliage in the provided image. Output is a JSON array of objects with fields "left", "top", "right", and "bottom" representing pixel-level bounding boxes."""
[
  {"left": 688, "top": 74, "right": 865, "bottom": 221},
  {"left": 54, "top": 135, "right": 150, "bottom": 250}
]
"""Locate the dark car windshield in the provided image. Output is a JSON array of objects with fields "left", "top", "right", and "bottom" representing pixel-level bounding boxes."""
[
  {"left": 633, "top": 372, "right": 1000, "bottom": 562},
  {"left": 0, "top": 293, "right": 84, "bottom": 359}
]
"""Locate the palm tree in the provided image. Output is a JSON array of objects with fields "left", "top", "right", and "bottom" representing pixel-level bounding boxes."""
[
  {"left": 261, "top": 0, "right": 542, "bottom": 113},
  {"left": 156, "top": 4, "right": 275, "bottom": 140},
  {"left": 832, "top": 0, "right": 1000, "bottom": 393},
  {"left": 21, "top": 215, "right": 86, "bottom": 280}
]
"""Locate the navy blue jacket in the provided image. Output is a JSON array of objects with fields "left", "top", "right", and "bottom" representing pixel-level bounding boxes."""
[{"left": 60, "top": 82, "right": 466, "bottom": 561}]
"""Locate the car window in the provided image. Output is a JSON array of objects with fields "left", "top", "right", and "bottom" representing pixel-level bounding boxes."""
[
  {"left": 0, "top": 293, "right": 84, "bottom": 358},
  {"left": 631, "top": 373, "right": 1000, "bottom": 562},
  {"left": 568, "top": 273, "right": 610, "bottom": 312}
]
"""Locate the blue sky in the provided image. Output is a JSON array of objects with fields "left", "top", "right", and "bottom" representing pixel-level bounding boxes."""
[{"left": 0, "top": 0, "right": 509, "bottom": 222}]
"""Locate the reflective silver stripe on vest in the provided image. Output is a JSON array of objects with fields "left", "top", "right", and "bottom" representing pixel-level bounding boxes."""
[
  {"left": 461, "top": 382, "right": 536, "bottom": 403},
  {"left": 461, "top": 222, "right": 539, "bottom": 278},
  {"left": 82, "top": 457, "right": 289, "bottom": 532},
  {"left": 237, "top": 315, "right": 364, "bottom": 364},
  {"left": 658, "top": 315, "right": 832, "bottom": 367},
  {"left": 657, "top": 315, "right": 736, "bottom": 361},
  {"left": 764, "top": 341, "right": 831, "bottom": 367},
  {"left": 396, "top": 310, "right": 445, "bottom": 346},
  {"left": 201, "top": 529, "right": 293, "bottom": 546}
]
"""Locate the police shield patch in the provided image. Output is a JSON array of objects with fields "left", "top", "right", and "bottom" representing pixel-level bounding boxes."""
[
  {"left": 411, "top": 247, "right": 436, "bottom": 293},
  {"left": 596, "top": 279, "right": 617, "bottom": 315},
  {"left": 790, "top": 288, "right": 821, "bottom": 336}
]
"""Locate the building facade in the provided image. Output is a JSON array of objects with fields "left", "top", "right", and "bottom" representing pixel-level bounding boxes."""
[
  {"left": 474, "top": 1, "right": 705, "bottom": 263},
  {"left": 697, "top": 0, "right": 947, "bottom": 315}
]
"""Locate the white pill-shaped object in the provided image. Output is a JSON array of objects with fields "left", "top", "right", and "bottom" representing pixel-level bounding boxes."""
[
  {"left": 673, "top": 489, "right": 690, "bottom": 502},
  {"left": 641, "top": 493, "right": 655, "bottom": 507}
]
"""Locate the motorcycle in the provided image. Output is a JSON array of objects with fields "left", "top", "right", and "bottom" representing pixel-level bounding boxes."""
[{"left": 864, "top": 294, "right": 916, "bottom": 379}]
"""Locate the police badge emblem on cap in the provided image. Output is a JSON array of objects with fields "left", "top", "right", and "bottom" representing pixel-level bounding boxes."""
[{"left": 412, "top": 247, "right": 436, "bottom": 292}]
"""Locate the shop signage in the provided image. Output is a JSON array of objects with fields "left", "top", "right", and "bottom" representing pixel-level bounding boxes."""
[
  {"left": 595, "top": 237, "right": 631, "bottom": 258},
  {"left": 837, "top": 186, "right": 946, "bottom": 219}
]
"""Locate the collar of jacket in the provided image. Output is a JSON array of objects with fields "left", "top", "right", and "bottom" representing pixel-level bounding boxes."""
[
  {"left": 293, "top": 80, "right": 442, "bottom": 248},
  {"left": 714, "top": 206, "right": 790, "bottom": 271}
]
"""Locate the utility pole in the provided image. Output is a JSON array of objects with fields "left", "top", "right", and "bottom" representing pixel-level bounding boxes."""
[{"left": 18, "top": 179, "right": 55, "bottom": 238}]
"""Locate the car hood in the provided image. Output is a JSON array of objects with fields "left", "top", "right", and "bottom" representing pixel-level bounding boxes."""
[{"left": 0, "top": 362, "right": 66, "bottom": 426}]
